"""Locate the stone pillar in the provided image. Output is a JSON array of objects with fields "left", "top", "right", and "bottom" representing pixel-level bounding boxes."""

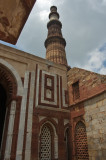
[{"left": 58, "top": 118, "right": 66, "bottom": 160}]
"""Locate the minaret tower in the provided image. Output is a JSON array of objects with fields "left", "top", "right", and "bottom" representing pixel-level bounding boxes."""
[{"left": 45, "top": 6, "right": 67, "bottom": 66}]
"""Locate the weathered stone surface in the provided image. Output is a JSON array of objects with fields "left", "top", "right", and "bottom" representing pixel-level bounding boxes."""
[
  {"left": 0, "top": 3, "right": 106, "bottom": 159},
  {"left": 0, "top": 0, "right": 36, "bottom": 44},
  {"left": 0, "top": 43, "right": 69, "bottom": 160},
  {"left": 84, "top": 93, "right": 106, "bottom": 160},
  {"left": 45, "top": 6, "right": 67, "bottom": 66},
  {"left": 67, "top": 67, "right": 106, "bottom": 106}
]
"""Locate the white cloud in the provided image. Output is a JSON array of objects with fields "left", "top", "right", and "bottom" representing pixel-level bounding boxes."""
[
  {"left": 36, "top": 0, "right": 65, "bottom": 21},
  {"left": 87, "top": 0, "right": 106, "bottom": 13},
  {"left": 79, "top": 47, "right": 106, "bottom": 74},
  {"left": 16, "top": 0, "right": 106, "bottom": 75},
  {"left": 77, "top": 0, "right": 106, "bottom": 13},
  {"left": 102, "top": 0, "right": 106, "bottom": 5},
  {"left": 99, "top": 67, "right": 106, "bottom": 74},
  {"left": 56, "top": 0, "right": 65, "bottom": 5},
  {"left": 36, "top": 0, "right": 54, "bottom": 9},
  {"left": 39, "top": 10, "right": 49, "bottom": 21},
  {"left": 36, "top": 0, "right": 65, "bottom": 9}
]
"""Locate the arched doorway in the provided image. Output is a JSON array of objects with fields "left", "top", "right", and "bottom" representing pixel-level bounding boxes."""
[
  {"left": 0, "top": 84, "right": 7, "bottom": 149},
  {"left": 75, "top": 121, "right": 89, "bottom": 160},
  {"left": 0, "top": 61, "right": 23, "bottom": 160},
  {"left": 0, "top": 64, "right": 17, "bottom": 156}
]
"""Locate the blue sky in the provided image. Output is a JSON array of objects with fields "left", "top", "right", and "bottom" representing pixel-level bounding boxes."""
[
  {"left": 78, "top": 43, "right": 106, "bottom": 74},
  {"left": 0, "top": 0, "right": 106, "bottom": 74},
  {"left": 99, "top": 43, "right": 106, "bottom": 52}
]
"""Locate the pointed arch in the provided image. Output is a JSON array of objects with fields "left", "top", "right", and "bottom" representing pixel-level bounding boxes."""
[
  {"left": 0, "top": 59, "right": 23, "bottom": 159},
  {"left": 39, "top": 120, "right": 58, "bottom": 160},
  {"left": 75, "top": 121, "right": 89, "bottom": 160},
  {"left": 0, "top": 59, "right": 23, "bottom": 96}
]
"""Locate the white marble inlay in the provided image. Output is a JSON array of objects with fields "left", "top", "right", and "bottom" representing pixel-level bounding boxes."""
[
  {"left": 37, "top": 105, "right": 70, "bottom": 113},
  {"left": 52, "top": 118, "right": 58, "bottom": 124},
  {"left": 39, "top": 116, "right": 46, "bottom": 122},
  {"left": 47, "top": 78, "right": 52, "bottom": 86},
  {"left": 46, "top": 89, "right": 52, "bottom": 99},
  {"left": 4, "top": 101, "right": 16, "bottom": 159},
  {"left": 62, "top": 89, "right": 68, "bottom": 108},
  {"left": 16, "top": 71, "right": 29, "bottom": 160},
  {"left": 64, "top": 119, "right": 69, "bottom": 126},
  {"left": 40, "top": 71, "right": 57, "bottom": 105},
  {"left": 25, "top": 71, "right": 35, "bottom": 160},
  {"left": 36, "top": 68, "right": 39, "bottom": 107}
]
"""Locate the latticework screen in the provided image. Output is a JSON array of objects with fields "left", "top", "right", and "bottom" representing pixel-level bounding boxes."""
[
  {"left": 40, "top": 126, "right": 51, "bottom": 160},
  {"left": 75, "top": 121, "right": 89, "bottom": 160}
]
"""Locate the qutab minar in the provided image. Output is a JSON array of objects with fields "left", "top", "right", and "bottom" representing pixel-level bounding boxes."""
[
  {"left": 0, "top": 3, "right": 106, "bottom": 160},
  {"left": 45, "top": 6, "right": 67, "bottom": 66}
]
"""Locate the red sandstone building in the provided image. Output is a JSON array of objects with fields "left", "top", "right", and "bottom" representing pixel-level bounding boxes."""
[{"left": 0, "top": 2, "right": 106, "bottom": 160}]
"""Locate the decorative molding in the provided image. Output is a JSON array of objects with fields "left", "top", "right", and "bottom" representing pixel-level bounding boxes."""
[
  {"left": 52, "top": 118, "right": 58, "bottom": 124},
  {"left": 39, "top": 116, "right": 46, "bottom": 122},
  {"left": 64, "top": 119, "right": 69, "bottom": 126},
  {"left": 38, "top": 70, "right": 58, "bottom": 108},
  {"left": 37, "top": 105, "right": 70, "bottom": 113},
  {"left": 62, "top": 89, "right": 68, "bottom": 108},
  {"left": 16, "top": 71, "right": 30, "bottom": 160},
  {"left": 44, "top": 74, "right": 54, "bottom": 102},
  {"left": 4, "top": 101, "right": 16, "bottom": 159},
  {"left": 25, "top": 71, "right": 35, "bottom": 160}
]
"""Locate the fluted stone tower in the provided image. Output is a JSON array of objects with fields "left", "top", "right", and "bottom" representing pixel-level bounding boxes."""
[{"left": 45, "top": 6, "right": 67, "bottom": 66}]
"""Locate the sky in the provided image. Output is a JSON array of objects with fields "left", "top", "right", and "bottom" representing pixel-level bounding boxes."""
[{"left": 0, "top": 0, "right": 106, "bottom": 74}]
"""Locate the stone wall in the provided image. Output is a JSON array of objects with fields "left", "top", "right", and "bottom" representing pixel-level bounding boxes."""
[
  {"left": 68, "top": 67, "right": 106, "bottom": 160},
  {"left": 67, "top": 67, "right": 106, "bottom": 106},
  {"left": 0, "top": 43, "right": 70, "bottom": 160},
  {"left": 84, "top": 92, "right": 106, "bottom": 160}
]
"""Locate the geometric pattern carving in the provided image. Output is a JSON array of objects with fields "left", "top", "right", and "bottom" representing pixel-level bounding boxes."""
[
  {"left": 40, "top": 126, "right": 51, "bottom": 160},
  {"left": 38, "top": 70, "right": 68, "bottom": 109},
  {"left": 75, "top": 121, "right": 89, "bottom": 160},
  {"left": 39, "top": 70, "right": 59, "bottom": 107}
]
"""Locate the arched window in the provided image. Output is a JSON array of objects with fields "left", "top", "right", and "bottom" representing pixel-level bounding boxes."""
[
  {"left": 75, "top": 121, "right": 89, "bottom": 160},
  {"left": 40, "top": 125, "right": 52, "bottom": 160}
]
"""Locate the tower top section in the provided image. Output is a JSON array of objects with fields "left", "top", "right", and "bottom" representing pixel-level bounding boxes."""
[
  {"left": 45, "top": 6, "right": 67, "bottom": 66},
  {"left": 47, "top": 6, "right": 62, "bottom": 29},
  {"left": 49, "top": 6, "right": 59, "bottom": 20}
]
